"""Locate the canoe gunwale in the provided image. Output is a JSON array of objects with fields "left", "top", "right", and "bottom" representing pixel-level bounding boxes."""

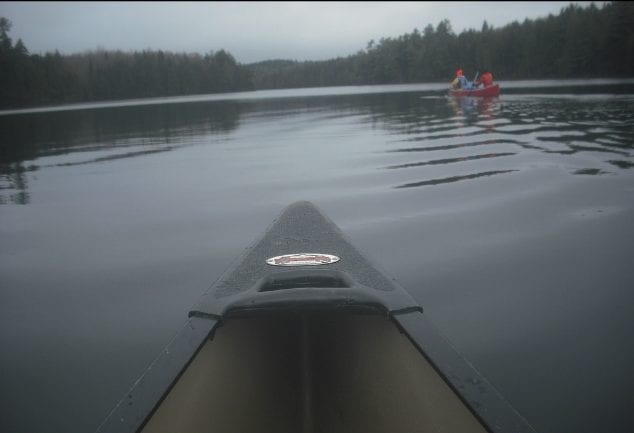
[
  {"left": 94, "top": 316, "right": 219, "bottom": 433},
  {"left": 394, "top": 312, "right": 538, "bottom": 433}
]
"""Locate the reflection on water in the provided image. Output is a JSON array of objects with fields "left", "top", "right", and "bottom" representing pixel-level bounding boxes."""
[
  {"left": 3, "top": 86, "right": 631, "bottom": 204},
  {"left": 447, "top": 95, "right": 499, "bottom": 124},
  {"left": 0, "top": 162, "right": 36, "bottom": 204},
  {"left": 1, "top": 81, "right": 633, "bottom": 433},
  {"left": 0, "top": 101, "right": 245, "bottom": 204}
]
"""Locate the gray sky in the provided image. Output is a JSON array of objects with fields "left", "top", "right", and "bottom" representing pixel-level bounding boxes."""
[{"left": 0, "top": 1, "right": 596, "bottom": 64}]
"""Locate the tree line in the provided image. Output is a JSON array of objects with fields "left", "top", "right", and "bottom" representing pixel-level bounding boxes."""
[
  {"left": 250, "top": 2, "right": 634, "bottom": 88},
  {"left": 1, "top": 2, "right": 633, "bottom": 109},
  {"left": 0, "top": 17, "right": 253, "bottom": 109}
]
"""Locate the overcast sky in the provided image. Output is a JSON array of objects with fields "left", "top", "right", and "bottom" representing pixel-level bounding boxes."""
[{"left": 1, "top": 1, "right": 596, "bottom": 64}]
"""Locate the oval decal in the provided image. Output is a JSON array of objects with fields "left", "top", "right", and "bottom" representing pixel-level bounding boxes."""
[{"left": 266, "top": 253, "right": 340, "bottom": 267}]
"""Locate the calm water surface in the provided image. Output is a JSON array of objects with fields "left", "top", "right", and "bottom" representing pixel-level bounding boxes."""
[{"left": 1, "top": 80, "right": 633, "bottom": 433}]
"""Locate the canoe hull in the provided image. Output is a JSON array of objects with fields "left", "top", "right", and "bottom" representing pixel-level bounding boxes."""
[
  {"left": 141, "top": 313, "right": 490, "bottom": 433},
  {"left": 95, "top": 202, "right": 535, "bottom": 433},
  {"left": 450, "top": 84, "right": 500, "bottom": 97}
]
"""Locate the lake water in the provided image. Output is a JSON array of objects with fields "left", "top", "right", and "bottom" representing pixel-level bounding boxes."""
[{"left": 1, "top": 80, "right": 633, "bottom": 433}]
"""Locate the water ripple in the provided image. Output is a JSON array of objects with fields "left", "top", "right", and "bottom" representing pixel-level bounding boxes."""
[
  {"left": 369, "top": 91, "right": 634, "bottom": 192},
  {"left": 53, "top": 147, "right": 174, "bottom": 167},
  {"left": 389, "top": 138, "right": 523, "bottom": 152},
  {"left": 394, "top": 170, "right": 518, "bottom": 189},
  {"left": 385, "top": 152, "right": 516, "bottom": 169},
  {"left": 1, "top": 85, "right": 633, "bottom": 205}
]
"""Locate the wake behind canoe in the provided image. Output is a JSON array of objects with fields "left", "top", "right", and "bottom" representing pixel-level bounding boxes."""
[{"left": 95, "top": 201, "right": 535, "bottom": 433}]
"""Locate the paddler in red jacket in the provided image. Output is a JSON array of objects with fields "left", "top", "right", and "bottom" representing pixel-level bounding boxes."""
[{"left": 475, "top": 71, "right": 494, "bottom": 87}]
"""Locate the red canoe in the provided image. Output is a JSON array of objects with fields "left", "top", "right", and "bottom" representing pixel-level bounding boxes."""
[{"left": 449, "top": 84, "right": 500, "bottom": 97}]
